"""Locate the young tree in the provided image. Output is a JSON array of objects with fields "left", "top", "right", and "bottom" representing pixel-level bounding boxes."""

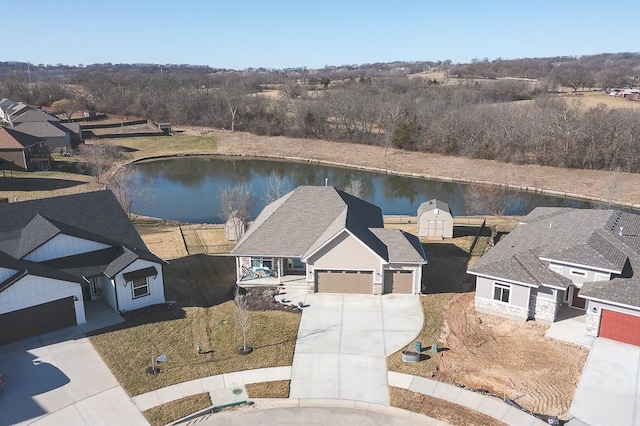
[
  {"left": 465, "top": 183, "right": 517, "bottom": 216},
  {"left": 76, "top": 144, "right": 125, "bottom": 183},
  {"left": 234, "top": 287, "right": 252, "bottom": 354},
  {"left": 107, "top": 165, "right": 154, "bottom": 221},
  {"left": 344, "top": 179, "right": 363, "bottom": 198},
  {"left": 218, "top": 184, "right": 254, "bottom": 238},
  {"left": 263, "top": 172, "right": 290, "bottom": 203}
]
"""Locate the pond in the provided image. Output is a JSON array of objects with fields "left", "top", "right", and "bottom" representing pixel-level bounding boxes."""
[{"left": 131, "top": 156, "right": 597, "bottom": 223}]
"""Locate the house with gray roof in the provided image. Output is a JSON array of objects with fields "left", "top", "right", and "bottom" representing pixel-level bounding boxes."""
[
  {"left": 14, "top": 120, "right": 72, "bottom": 153},
  {"left": 468, "top": 207, "right": 640, "bottom": 346},
  {"left": 0, "top": 127, "right": 49, "bottom": 171},
  {"left": 417, "top": 199, "right": 453, "bottom": 239},
  {"left": 231, "top": 186, "right": 427, "bottom": 295},
  {"left": 0, "top": 190, "right": 166, "bottom": 345}
]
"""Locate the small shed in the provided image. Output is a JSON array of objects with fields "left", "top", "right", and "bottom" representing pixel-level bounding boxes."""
[
  {"left": 417, "top": 199, "right": 453, "bottom": 239},
  {"left": 158, "top": 123, "right": 172, "bottom": 135},
  {"left": 225, "top": 211, "right": 246, "bottom": 241}
]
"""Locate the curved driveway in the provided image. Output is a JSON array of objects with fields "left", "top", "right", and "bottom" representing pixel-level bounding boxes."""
[{"left": 289, "top": 294, "right": 423, "bottom": 405}]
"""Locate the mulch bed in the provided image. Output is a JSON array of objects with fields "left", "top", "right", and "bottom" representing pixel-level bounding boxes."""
[{"left": 239, "top": 286, "right": 302, "bottom": 314}]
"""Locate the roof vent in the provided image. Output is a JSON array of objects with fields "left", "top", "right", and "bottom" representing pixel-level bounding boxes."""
[
  {"left": 620, "top": 226, "right": 624, "bottom": 237},
  {"left": 434, "top": 208, "right": 439, "bottom": 215}
]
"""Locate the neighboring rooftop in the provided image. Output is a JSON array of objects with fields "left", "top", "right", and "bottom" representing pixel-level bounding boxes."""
[{"left": 417, "top": 199, "right": 451, "bottom": 216}]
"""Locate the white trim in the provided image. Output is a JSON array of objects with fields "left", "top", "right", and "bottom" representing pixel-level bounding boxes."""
[
  {"left": 582, "top": 295, "right": 640, "bottom": 313},
  {"left": 538, "top": 257, "right": 621, "bottom": 274},
  {"left": 492, "top": 281, "right": 512, "bottom": 304},
  {"left": 467, "top": 271, "right": 538, "bottom": 288},
  {"left": 131, "top": 277, "right": 150, "bottom": 299}
]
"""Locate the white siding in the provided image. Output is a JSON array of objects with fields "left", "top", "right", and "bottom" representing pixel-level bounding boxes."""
[
  {"left": 0, "top": 275, "right": 85, "bottom": 324},
  {"left": 24, "top": 234, "right": 110, "bottom": 262},
  {"left": 306, "top": 231, "right": 383, "bottom": 283},
  {"left": 0, "top": 267, "right": 18, "bottom": 283},
  {"left": 113, "top": 259, "right": 165, "bottom": 312},
  {"left": 100, "top": 276, "right": 117, "bottom": 311},
  {"left": 418, "top": 211, "right": 454, "bottom": 238}
]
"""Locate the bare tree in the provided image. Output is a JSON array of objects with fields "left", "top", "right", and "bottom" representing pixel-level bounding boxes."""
[
  {"left": 234, "top": 287, "right": 252, "bottom": 354},
  {"left": 465, "top": 184, "right": 517, "bottom": 216},
  {"left": 218, "top": 184, "right": 254, "bottom": 238},
  {"left": 51, "top": 98, "right": 82, "bottom": 121},
  {"left": 263, "top": 172, "right": 291, "bottom": 203},
  {"left": 344, "top": 179, "right": 363, "bottom": 198},
  {"left": 76, "top": 144, "right": 125, "bottom": 183},
  {"left": 107, "top": 166, "right": 154, "bottom": 221},
  {"left": 606, "top": 167, "right": 621, "bottom": 208}
]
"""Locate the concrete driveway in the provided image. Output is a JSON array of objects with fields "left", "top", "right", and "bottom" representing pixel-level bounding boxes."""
[
  {"left": 289, "top": 294, "right": 423, "bottom": 405},
  {"left": 569, "top": 338, "right": 640, "bottom": 426},
  {"left": 0, "top": 326, "right": 146, "bottom": 426}
]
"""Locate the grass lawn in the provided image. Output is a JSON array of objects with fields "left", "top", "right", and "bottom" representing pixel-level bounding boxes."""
[
  {"left": 245, "top": 380, "right": 291, "bottom": 399},
  {"left": 142, "top": 392, "right": 212, "bottom": 426},
  {"left": 390, "top": 387, "right": 506, "bottom": 426},
  {"left": 102, "top": 134, "right": 218, "bottom": 160},
  {"left": 89, "top": 255, "right": 301, "bottom": 396}
]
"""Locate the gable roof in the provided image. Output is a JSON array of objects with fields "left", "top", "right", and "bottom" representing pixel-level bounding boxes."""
[
  {"left": 469, "top": 207, "right": 640, "bottom": 307},
  {"left": 0, "top": 251, "right": 85, "bottom": 292},
  {"left": 0, "top": 190, "right": 165, "bottom": 286},
  {"left": 417, "top": 199, "right": 451, "bottom": 216},
  {"left": 13, "top": 121, "right": 69, "bottom": 139},
  {"left": 0, "top": 127, "right": 45, "bottom": 149},
  {"left": 231, "top": 186, "right": 383, "bottom": 258},
  {"left": 369, "top": 228, "right": 427, "bottom": 263},
  {"left": 10, "top": 108, "right": 60, "bottom": 124}
]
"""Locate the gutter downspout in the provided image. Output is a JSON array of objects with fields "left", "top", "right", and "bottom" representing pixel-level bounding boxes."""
[{"left": 113, "top": 278, "right": 120, "bottom": 312}]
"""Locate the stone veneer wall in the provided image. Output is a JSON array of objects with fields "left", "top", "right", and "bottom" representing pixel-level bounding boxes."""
[
  {"left": 475, "top": 297, "right": 529, "bottom": 322},
  {"left": 585, "top": 310, "right": 601, "bottom": 337},
  {"left": 373, "top": 283, "right": 382, "bottom": 295},
  {"left": 531, "top": 294, "right": 559, "bottom": 323}
]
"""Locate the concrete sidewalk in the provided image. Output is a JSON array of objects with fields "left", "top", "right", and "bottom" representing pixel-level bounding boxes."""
[
  {"left": 388, "top": 372, "right": 548, "bottom": 426},
  {"left": 132, "top": 366, "right": 291, "bottom": 411}
]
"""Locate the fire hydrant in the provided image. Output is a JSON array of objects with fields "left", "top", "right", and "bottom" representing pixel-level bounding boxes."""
[{"left": 196, "top": 345, "right": 202, "bottom": 355}]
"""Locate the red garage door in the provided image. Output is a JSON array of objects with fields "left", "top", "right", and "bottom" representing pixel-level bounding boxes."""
[{"left": 599, "top": 309, "right": 640, "bottom": 346}]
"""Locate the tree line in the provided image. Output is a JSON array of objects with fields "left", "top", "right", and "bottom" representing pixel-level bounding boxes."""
[{"left": 2, "top": 53, "right": 640, "bottom": 173}]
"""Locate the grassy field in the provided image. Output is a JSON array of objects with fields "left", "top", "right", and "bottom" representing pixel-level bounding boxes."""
[
  {"left": 89, "top": 255, "right": 301, "bottom": 396},
  {"left": 245, "top": 380, "right": 291, "bottom": 399},
  {"left": 390, "top": 387, "right": 506, "bottom": 426},
  {"left": 142, "top": 392, "right": 212, "bottom": 426}
]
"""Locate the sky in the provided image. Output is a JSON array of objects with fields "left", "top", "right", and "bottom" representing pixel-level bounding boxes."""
[{"left": 4, "top": 1, "right": 638, "bottom": 69}]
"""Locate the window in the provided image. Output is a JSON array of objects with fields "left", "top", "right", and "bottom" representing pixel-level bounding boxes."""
[
  {"left": 131, "top": 277, "right": 149, "bottom": 298},
  {"left": 493, "top": 282, "right": 511, "bottom": 303},
  {"left": 251, "top": 258, "right": 273, "bottom": 270},
  {"left": 570, "top": 269, "right": 586, "bottom": 277}
]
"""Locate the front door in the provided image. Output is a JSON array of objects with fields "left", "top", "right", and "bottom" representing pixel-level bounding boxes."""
[
  {"left": 570, "top": 285, "right": 585, "bottom": 309},
  {"left": 90, "top": 277, "right": 102, "bottom": 300}
]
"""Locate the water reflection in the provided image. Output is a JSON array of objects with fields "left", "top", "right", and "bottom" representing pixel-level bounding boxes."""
[{"left": 132, "top": 156, "right": 596, "bottom": 223}]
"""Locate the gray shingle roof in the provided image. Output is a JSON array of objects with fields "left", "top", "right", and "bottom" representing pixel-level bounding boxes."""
[
  {"left": 417, "top": 199, "right": 451, "bottom": 217},
  {"left": 231, "top": 186, "right": 424, "bottom": 264},
  {"left": 0, "top": 190, "right": 165, "bottom": 288},
  {"left": 470, "top": 207, "right": 640, "bottom": 308},
  {"left": 369, "top": 229, "right": 427, "bottom": 263},
  {"left": 13, "top": 121, "right": 68, "bottom": 138},
  {"left": 11, "top": 108, "right": 59, "bottom": 124},
  {"left": 232, "top": 186, "right": 382, "bottom": 258}
]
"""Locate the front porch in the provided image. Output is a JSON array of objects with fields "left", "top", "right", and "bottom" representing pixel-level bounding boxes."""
[
  {"left": 545, "top": 304, "right": 594, "bottom": 348},
  {"left": 237, "top": 273, "right": 307, "bottom": 287}
]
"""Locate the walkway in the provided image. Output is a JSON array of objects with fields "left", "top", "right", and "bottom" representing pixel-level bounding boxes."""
[
  {"left": 289, "top": 294, "right": 423, "bottom": 404},
  {"left": 388, "top": 372, "right": 548, "bottom": 426}
]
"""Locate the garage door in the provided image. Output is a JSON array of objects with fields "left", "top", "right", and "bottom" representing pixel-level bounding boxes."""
[
  {"left": 384, "top": 271, "right": 414, "bottom": 294},
  {"left": 316, "top": 270, "right": 372, "bottom": 294},
  {"left": 599, "top": 309, "right": 640, "bottom": 346},
  {"left": 0, "top": 297, "right": 76, "bottom": 346}
]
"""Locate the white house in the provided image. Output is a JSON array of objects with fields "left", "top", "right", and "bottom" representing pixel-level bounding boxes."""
[{"left": 0, "top": 190, "right": 166, "bottom": 345}]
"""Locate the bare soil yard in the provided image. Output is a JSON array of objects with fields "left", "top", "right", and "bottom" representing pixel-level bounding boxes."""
[{"left": 436, "top": 293, "right": 587, "bottom": 418}]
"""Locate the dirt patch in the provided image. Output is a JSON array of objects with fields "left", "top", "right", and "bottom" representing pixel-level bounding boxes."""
[
  {"left": 434, "top": 293, "right": 588, "bottom": 418},
  {"left": 240, "top": 286, "right": 302, "bottom": 314},
  {"left": 390, "top": 387, "right": 506, "bottom": 426}
]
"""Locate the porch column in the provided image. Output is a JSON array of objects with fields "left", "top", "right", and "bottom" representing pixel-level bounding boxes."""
[
  {"left": 236, "top": 257, "right": 241, "bottom": 282},
  {"left": 278, "top": 258, "right": 282, "bottom": 285}
]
